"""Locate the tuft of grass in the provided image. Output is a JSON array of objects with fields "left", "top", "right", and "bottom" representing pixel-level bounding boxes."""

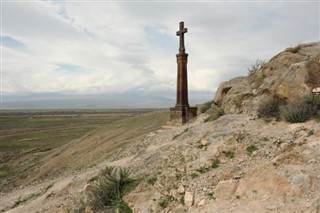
[
  {"left": 207, "top": 192, "right": 215, "bottom": 199},
  {"left": 211, "top": 159, "right": 221, "bottom": 169},
  {"left": 224, "top": 151, "right": 235, "bottom": 159},
  {"left": 307, "top": 129, "right": 314, "bottom": 137},
  {"left": 179, "top": 196, "right": 185, "bottom": 205},
  {"left": 87, "top": 166, "right": 137, "bottom": 213},
  {"left": 258, "top": 97, "right": 286, "bottom": 120},
  {"left": 246, "top": 145, "right": 258, "bottom": 155},
  {"left": 72, "top": 198, "right": 86, "bottom": 213},
  {"left": 10, "top": 183, "right": 54, "bottom": 209},
  {"left": 191, "top": 172, "right": 199, "bottom": 179},
  {"left": 146, "top": 176, "right": 157, "bottom": 185},
  {"left": 12, "top": 192, "right": 41, "bottom": 209},
  {"left": 280, "top": 97, "right": 316, "bottom": 123},
  {"left": 158, "top": 196, "right": 174, "bottom": 209},
  {"left": 197, "top": 166, "right": 209, "bottom": 174}
]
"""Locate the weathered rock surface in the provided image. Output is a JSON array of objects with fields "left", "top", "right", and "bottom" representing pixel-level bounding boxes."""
[{"left": 214, "top": 42, "right": 320, "bottom": 114}]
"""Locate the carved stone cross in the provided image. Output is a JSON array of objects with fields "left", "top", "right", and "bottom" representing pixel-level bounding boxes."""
[
  {"left": 170, "top": 21, "right": 197, "bottom": 124},
  {"left": 176, "top": 21, "right": 188, "bottom": 53}
]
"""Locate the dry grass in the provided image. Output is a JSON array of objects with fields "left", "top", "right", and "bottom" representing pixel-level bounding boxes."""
[{"left": 0, "top": 110, "right": 169, "bottom": 192}]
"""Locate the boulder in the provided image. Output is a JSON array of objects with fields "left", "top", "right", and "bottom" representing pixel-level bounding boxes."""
[
  {"left": 215, "top": 179, "right": 239, "bottom": 199},
  {"left": 184, "top": 191, "right": 194, "bottom": 207}
]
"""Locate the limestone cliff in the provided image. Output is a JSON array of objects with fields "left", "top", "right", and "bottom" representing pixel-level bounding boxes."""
[{"left": 213, "top": 42, "right": 320, "bottom": 114}]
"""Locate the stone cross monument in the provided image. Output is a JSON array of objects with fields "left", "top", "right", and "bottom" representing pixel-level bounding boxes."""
[{"left": 170, "top": 21, "right": 197, "bottom": 124}]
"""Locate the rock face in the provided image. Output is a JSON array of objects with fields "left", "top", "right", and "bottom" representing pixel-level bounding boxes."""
[{"left": 213, "top": 42, "right": 320, "bottom": 114}]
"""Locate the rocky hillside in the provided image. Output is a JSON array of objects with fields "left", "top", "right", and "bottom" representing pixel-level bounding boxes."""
[
  {"left": 214, "top": 42, "right": 320, "bottom": 114},
  {"left": 121, "top": 114, "right": 320, "bottom": 213},
  {"left": 1, "top": 42, "right": 319, "bottom": 213}
]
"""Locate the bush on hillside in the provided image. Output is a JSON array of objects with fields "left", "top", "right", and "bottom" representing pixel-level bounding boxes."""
[
  {"left": 248, "top": 59, "right": 266, "bottom": 76},
  {"left": 87, "top": 166, "right": 137, "bottom": 213},
  {"left": 280, "top": 95, "right": 318, "bottom": 123},
  {"left": 257, "top": 97, "right": 286, "bottom": 120}
]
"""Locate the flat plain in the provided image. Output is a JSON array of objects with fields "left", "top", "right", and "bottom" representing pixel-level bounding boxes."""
[{"left": 0, "top": 109, "right": 169, "bottom": 193}]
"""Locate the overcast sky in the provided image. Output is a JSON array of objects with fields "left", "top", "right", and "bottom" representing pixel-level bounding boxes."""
[{"left": 1, "top": 0, "right": 319, "bottom": 108}]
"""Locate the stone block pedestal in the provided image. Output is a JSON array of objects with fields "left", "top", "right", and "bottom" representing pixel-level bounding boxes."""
[{"left": 170, "top": 106, "right": 197, "bottom": 124}]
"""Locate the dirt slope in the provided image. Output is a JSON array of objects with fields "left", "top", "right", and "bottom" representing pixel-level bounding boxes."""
[{"left": 1, "top": 112, "right": 319, "bottom": 213}]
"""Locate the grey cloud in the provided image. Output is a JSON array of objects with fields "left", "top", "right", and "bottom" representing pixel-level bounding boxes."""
[{"left": 3, "top": 2, "right": 83, "bottom": 41}]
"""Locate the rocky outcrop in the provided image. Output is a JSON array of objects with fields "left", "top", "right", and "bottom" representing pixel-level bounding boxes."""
[
  {"left": 122, "top": 113, "right": 320, "bottom": 213},
  {"left": 213, "top": 42, "right": 320, "bottom": 114}
]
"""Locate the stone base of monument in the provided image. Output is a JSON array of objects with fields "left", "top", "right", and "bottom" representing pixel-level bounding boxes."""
[{"left": 170, "top": 106, "right": 197, "bottom": 124}]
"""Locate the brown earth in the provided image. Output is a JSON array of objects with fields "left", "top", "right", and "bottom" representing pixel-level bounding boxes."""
[{"left": 1, "top": 112, "right": 319, "bottom": 213}]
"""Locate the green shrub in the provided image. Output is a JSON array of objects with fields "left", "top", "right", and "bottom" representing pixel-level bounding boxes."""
[
  {"left": 179, "top": 196, "right": 185, "bottom": 205},
  {"left": 147, "top": 176, "right": 157, "bottom": 185},
  {"left": 158, "top": 196, "right": 174, "bottom": 208},
  {"left": 258, "top": 97, "right": 286, "bottom": 119},
  {"left": 191, "top": 172, "right": 199, "bottom": 179},
  {"left": 87, "top": 166, "right": 136, "bottom": 213},
  {"left": 197, "top": 166, "right": 209, "bottom": 174},
  {"left": 224, "top": 151, "right": 235, "bottom": 159},
  {"left": 211, "top": 159, "right": 220, "bottom": 169},
  {"left": 280, "top": 97, "right": 315, "bottom": 123},
  {"left": 246, "top": 145, "right": 258, "bottom": 155}
]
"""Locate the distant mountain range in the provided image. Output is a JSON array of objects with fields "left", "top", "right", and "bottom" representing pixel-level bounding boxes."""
[{"left": 1, "top": 91, "right": 212, "bottom": 109}]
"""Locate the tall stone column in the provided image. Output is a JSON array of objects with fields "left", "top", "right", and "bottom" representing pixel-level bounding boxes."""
[
  {"left": 170, "top": 21, "right": 197, "bottom": 124},
  {"left": 176, "top": 52, "right": 189, "bottom": 109}
]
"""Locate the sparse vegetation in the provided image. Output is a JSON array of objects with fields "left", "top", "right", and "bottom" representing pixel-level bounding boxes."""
[
  {"left": 0, "top": 165, "right": 14, "bottom": 179},
  {"left": 211, "top": 159, "right": 221, "bottom": 169},
  {"left": 207, "top": 192, "right": 215, "bottom": 199},
  {"left": 233, "top": 99, "right": 242, "bottom": 109},
  {"left": 248, "top": 59, "right": 266, "bottom": 76},
  {"left": 246, "top": 145, "right": 258, "bottom": 155},
  {"left": 258, "top": 97, "right": 286, "bottom": 120},
  {"left": 172, "top": 128, "right": 189, "bottom": 140},
  {"left": 287, "top": 44, "right": 301, "bottom": 53},
  {"left": 224, "top": 151, "right": 235, "bottom": 159},
  {"left": 280, "top": 96, "right": 317, "bottom": 123},
  {"left": 191, "top": 172, "right": 199, "bottom": 179},
  {"left": 204, "top": 108, "right": 224, "bottom": 122},
  {"left": 233, "top": 131, "right": 246, "bottom": 143},
  {"left": 158, "top": 196, "right": 174, "bottom": 209},
  {"left": 147, "top": 176, "right": 157, "bottom": 185},
  {"left": 200, "top": 101, "right": 213, "bottom": 113},
  {"left": 197, "top": 166, "right": 209, "bottom": 174},
  {"left": 179, "top": 196, "right": 185, "bottom": 205},
  {"left": 10, "top": 183, "right": 54, "bottom": 209},
  {"left": 87, "top": 166, "right": 138, "bottom": 213},
  {"left": 307, "top": 129, "right": 314, "bottom": 137}
]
